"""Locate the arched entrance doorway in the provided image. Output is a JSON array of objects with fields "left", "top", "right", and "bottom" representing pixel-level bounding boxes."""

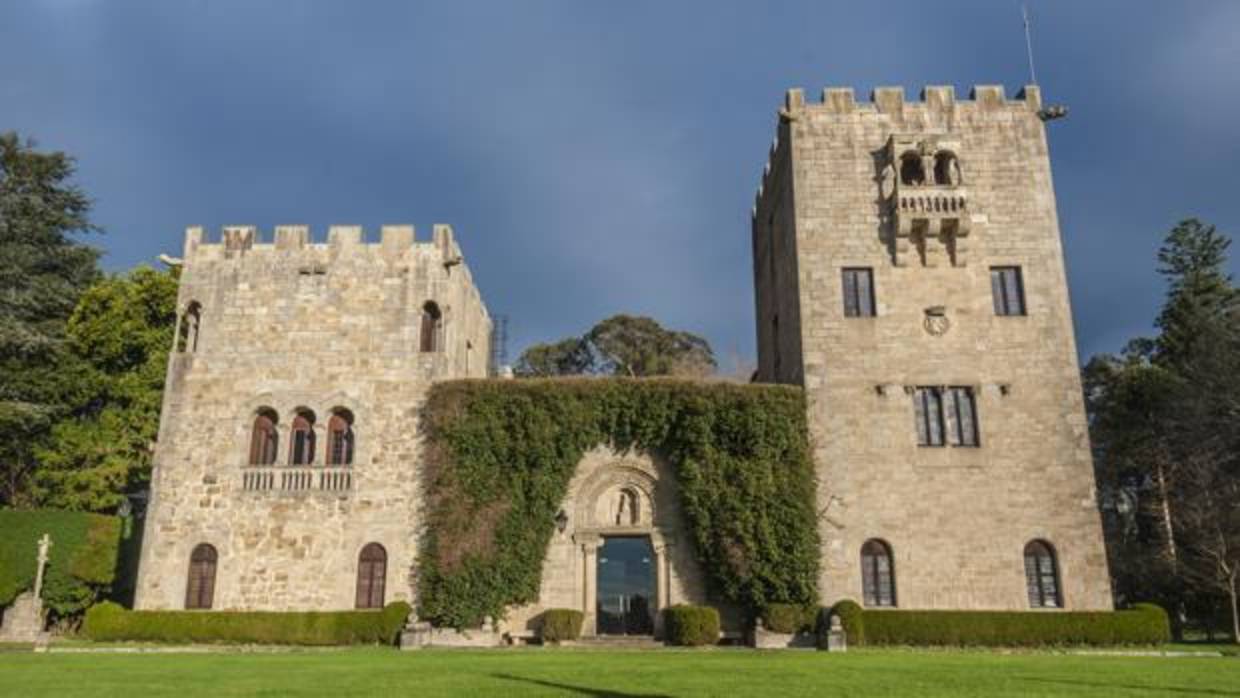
[{"left": 596, "top": 536, "right": 655, "bottom": 635}]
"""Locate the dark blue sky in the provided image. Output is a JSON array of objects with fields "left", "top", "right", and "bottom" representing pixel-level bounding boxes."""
[{"left": 3, "top": 1, "right": 1237, "bottom": 366}]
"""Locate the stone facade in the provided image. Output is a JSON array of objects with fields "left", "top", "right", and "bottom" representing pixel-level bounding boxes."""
[
  {"left": 134, "top": 224, "right": 491, "bottom": 611},
  {"left": 135, "top": 82, "right": 1114, "bottom": 628},
  {"left": 752, "top": 84, "right": 1112, "bottom": 611}
]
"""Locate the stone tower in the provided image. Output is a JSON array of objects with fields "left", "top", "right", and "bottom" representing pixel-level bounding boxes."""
[
  {"left": 752, "top": 85, "right": 1112, "bottom": 610},
  {"left": 135, "top": 224, "right": 490, "bottom": 611}
]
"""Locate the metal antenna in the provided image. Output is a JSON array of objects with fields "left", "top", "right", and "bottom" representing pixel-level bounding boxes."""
[
  {"left": 1022, "top": 3, "right": 1038, "bottom": 85},
  {"left": 1023, "top": 3, "right": 1068, "bottom": 122}
]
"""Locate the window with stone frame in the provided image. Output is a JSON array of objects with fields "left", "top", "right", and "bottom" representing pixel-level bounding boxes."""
[
  {"left": 176, "top": 301, "right": 202, "bottom": 353},
  {"left": 990, "top": 266, "right": 1026, "bottom": 316},
  {"left": 248, "top": 409, "right": 279, "bottom": 465},
  {"left": 355, "top": 543, "right": 387, "bottom": 609},
  {"left": 912, "top": 386, "right": 979, "bottom": 447},
  {"left": 185, "top": 543, "right": 217, "bottom": 610},
  {"left": 420, "top": 301, "right": 442, "bottom": 353},
  {"left": 861, "top": 539, "right": 896, "bottom": 607},
  {"left": 1024, "top": 540, "right": 1062, "bottom": 608},
  {"left": 841, "top": 268, "right": 875, "bottom": 318},
  {"left": 326, "top": 409, "right": 355, "bottom": 466},
  {"left": 289, "top": 410, "right": 316, "bottom": 466}
]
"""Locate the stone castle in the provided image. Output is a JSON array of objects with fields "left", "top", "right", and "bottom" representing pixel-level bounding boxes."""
[{"left": 135, "top": 84, "right": 1112, "bottom": 635}]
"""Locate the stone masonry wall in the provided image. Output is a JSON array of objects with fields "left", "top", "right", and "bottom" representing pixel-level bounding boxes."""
[
  {"left": 135, "top": 223, "right": 491, "bottom": 611},
  {"left": 753, "top": 85, "right": 1113, "bottom": 610}
]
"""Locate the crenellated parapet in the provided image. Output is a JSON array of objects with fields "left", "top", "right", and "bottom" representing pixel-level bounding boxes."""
[
  {"left": 755, "top": 84, "right": 1043, "bottom": 221},
  {"left": 183, "top": 223, "right": 467, "bottom": 266}
]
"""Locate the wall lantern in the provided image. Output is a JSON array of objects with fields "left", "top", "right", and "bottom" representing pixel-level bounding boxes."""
[{"left": 555, "top": 509, "right": 569, "bottom": 534}]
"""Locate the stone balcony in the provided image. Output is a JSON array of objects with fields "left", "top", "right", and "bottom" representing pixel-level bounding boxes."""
[
  {"left": 894, "top": 185, "right": 970, "bottom": 235},
  {"left": 241, "top": 466, "right": 353, "bottom": 493}
]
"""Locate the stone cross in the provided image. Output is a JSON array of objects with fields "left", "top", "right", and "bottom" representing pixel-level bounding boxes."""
[{"left": 33, "top": 534, "right": 51, "bottom": 601}]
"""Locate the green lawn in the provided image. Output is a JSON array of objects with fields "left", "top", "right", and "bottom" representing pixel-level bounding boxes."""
[{"left": 0, "top": 647, "right": 1237, "bottom": 697}]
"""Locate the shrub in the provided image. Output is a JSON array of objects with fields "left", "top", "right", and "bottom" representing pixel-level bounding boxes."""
[
  {"left": 821, "top": 600, "right": 864, "bottom": 648},
  {"left": 83, "top": 600, "right": 412, "bottom": 646},
  {"left": 817, "top": 600, "right": 1169, "bottom": 648},
  {"left": 0, "top": 509, "right": 122, "bottom": 618},
  {"left": 539, "top": 609, "right": 585, "bottom": 643},
  {"left": 663, "top": 605, "right": 720, "bottom": 646},
  {"left": 760, "top": 603, "right": 817, "bottom": 634},
  {"left": 417, "top": 378, "right": 820, "bottom": 628}
]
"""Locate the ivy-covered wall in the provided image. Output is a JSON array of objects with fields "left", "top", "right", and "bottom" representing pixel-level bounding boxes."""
[{"left": 417, "top": 378, "right": 820, "bottom": 628}]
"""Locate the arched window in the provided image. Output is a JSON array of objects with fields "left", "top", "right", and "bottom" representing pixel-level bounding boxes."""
[
  {"left": 185, "top": 543, "right": 217, "bottom": 610},
  {"left": 420, "top": 302, "right": 442, "bottom": 353},
  {"left": 355, "top": 543, "right": 387, "bottom": 609},
  {"left": 1024, "top": 540, "right": 1061, "bottom": 608},
  {"left": 899, "top": 152, "right": 925, "bottom": 186},
  {"left": 177, "top": 302, "right": 202, "bottom": 353},
  {"left": 934, "top": 151, "right": 961, "bottom": 186},
  {"left": 248, "top": 409, "right": 278, "bottom": 465},
  {"left": 326, "top": 409, "right": 355, "bottom": 466},
  {"left": 289, "top": 409, "right": 316, "bottom": 466},
  {"left": 861, "top": 539, "right": 896, "bottom": 607}
]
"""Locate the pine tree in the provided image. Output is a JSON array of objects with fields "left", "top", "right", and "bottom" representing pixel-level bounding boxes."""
[{"left": 0, "top": 132, "right": 101, "bottom": 505}]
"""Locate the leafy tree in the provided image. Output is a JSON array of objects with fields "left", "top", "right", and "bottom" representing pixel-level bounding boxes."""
[
  {"left": 514, "top": 315, "right": 716, "bottom": 378},
  {"left": 33, "top": 267, "right": 178, "bottom": 511},
  {"left": 586, "top": 314, "right": 716, "bottom": 378},
  {"left": 0, "top": 132, "right": 100, "bottom": 505},
  {"left": 512, "top": 338, "right": 591, "bottom": 377}
]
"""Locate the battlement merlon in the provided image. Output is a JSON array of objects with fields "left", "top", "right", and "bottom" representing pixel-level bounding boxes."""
[
  {"left": 182, "top": 223, "right": 468, "bottom": 266},
  {"left": 781, "top": 84, "right": 1042, "bottom": 117}
]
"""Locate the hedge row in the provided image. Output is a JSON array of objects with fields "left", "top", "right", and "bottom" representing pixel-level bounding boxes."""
[
  {"left": 663, "top": 605, "right": 721, "bottom": 646},
  {"left": 0, "top": 508, "right": 121, "bottom": 617},
  {"left": 822, "top": 600, "right": 1170, "bottom": 647},
  {"left": 83, "top": 601, "right": 412, "bottom": 646},
  {"left": 417, "top": 378, "right": 820, "bottom": 628}
]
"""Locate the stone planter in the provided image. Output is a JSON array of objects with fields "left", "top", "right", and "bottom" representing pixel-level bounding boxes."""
[
  {"left": 751, "top": 625, "right": 816, "bottom": 649},
  {"left": 401, "top": 620, "right": 504, "bottom": 649}
]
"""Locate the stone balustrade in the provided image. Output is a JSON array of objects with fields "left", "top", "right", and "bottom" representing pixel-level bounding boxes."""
[{"left": 241, "top": 466, "right": 353, "bottom": 493}]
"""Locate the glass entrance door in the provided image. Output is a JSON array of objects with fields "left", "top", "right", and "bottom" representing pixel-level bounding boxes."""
[{"left": 596, "top": 536, "right": 655, "bottom": 635}]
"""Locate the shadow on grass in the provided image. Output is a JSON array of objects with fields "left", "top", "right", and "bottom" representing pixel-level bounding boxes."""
[
  {"left": 492, "top": 673, "right": 673, "bottom": 697},
  {"left": 1020, "top": 677, "right": 1240, "bottom": 696}
]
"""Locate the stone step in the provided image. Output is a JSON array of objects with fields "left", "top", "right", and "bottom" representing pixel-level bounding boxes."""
[{"left": 574, "top": 635, "right": 664, "bottom": 649}]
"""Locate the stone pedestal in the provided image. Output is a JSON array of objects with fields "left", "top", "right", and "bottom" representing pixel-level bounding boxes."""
[{"left": 0, "top": 592, "right": 46, "bottom": 643}]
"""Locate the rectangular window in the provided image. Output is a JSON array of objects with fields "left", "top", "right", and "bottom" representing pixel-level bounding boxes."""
[
  {"left": 842, "top": 268, "right": 875, "bottom": 317},
  {"left": 990, "top": 266, "right": 1026, "bottom": 316},
  {"left": 913, "top": 386, "right": 979, "bottom": 447}
]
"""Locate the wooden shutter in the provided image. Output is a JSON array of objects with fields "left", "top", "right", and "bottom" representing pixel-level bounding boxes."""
[
  {"left": 990, "top": 268, "right": 1006, "bottom": 315},
  {"left": 856, "top": 269, "right": 874, "bottom": 317},
  {"left": 913, "top": 389, "right": 929, "bottom": 446},
  {"left": 842, "top": 270, "right": 859, "bottom": 317},
  {"left": 1004, "top": 268, "right": 1024, "bottom": 315}
]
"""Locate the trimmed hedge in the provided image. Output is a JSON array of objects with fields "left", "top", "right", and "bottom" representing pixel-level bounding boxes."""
[
  {"left": 0, "top": 509, "right": 121, "bottom": 617},
  {"left": 663, "top": 605, "right": 721, "bottom": 646},
  {"left": 418, "top": 378, "right": 820, "bottom": 628},
  {"left": 823, "top": 600, "right": 1169, "bottom": 647},
  {"left": 760, "top": 603, "right": 817, "bottom": 634},
  {"left": 83, "top": 601, "right": 412, "bottom": 646},
  {"left": 539, "top": 608, "right": 585, "bottom": 643}
]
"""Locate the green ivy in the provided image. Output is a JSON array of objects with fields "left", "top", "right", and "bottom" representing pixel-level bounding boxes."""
[
  {"left": 0, "top": 508, "right": 121, "bottom": 617},
  {"left": 417, "top": 378, "right": 820, "bottom": 628}
]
